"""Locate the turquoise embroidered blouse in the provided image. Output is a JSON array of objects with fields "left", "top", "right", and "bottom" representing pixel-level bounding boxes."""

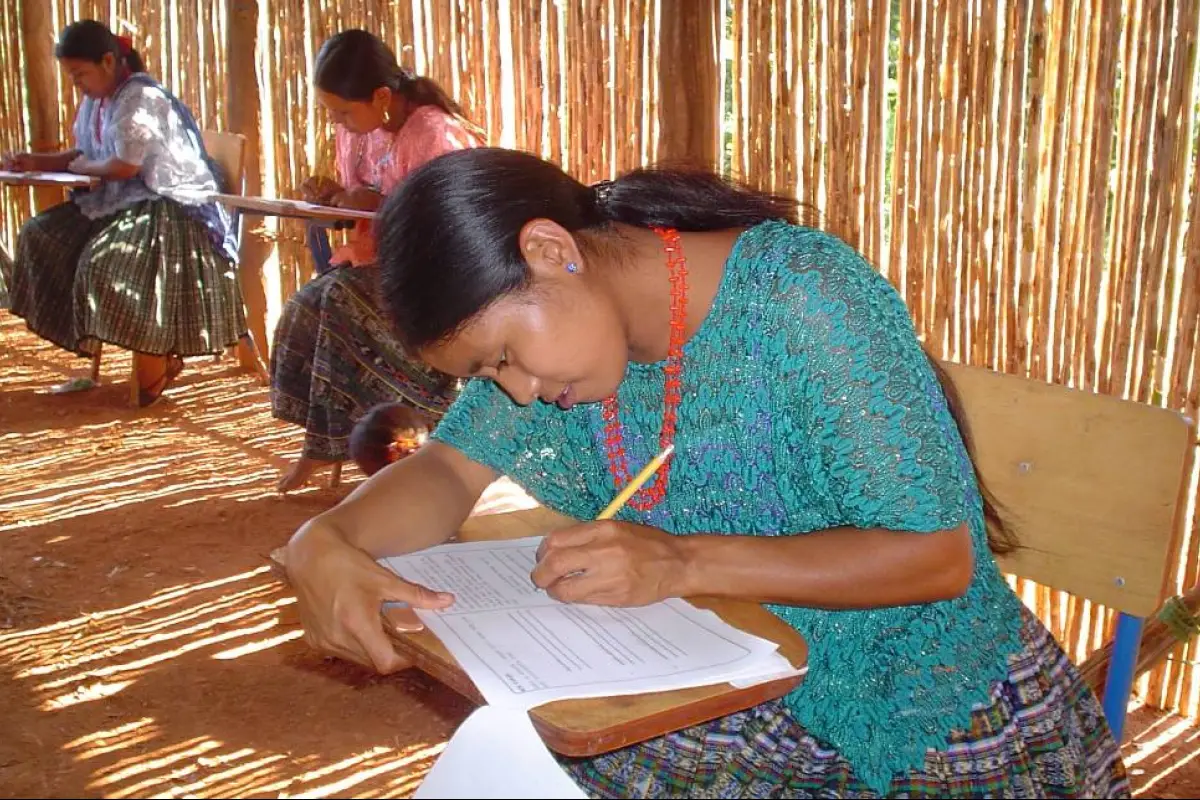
[{"left": 431, "top": 221, "right": 1026, "bottom": 792}]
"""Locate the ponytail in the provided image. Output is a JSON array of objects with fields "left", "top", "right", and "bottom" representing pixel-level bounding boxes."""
[
  {"left": 397, "top": 73, "right": 463, "bottom": 118},
  {"left": 925, "top": 353, "right": 1019, "bottom": 555},
  {"left": 594, "top": 167, "right": 799, "bottom": 231},
  {"left": 121, "top": 44, "right": 146, "bottom": 74},
  {"left": 397, "top": 72, "right": 486, "bottom": 141}
]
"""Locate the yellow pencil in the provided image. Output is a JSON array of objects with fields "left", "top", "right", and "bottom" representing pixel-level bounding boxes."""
[
  {"left": 536, "top": 444, "right": 676, "bottom": 589},
  {"left": 596, "top": 443, "right": 676, "bottom": 520}
]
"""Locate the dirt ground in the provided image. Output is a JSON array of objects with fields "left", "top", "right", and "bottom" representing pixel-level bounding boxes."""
[{"left": 2, "top": 310, "right": 1200, "bottom": 799}]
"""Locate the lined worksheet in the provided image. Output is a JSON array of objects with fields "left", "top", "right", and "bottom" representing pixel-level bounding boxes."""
[{"left": 381, "top": 536, "right": 792, "bottom": 710}]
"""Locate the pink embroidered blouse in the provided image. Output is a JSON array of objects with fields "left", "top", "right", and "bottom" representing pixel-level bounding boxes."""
[{"left": 331, "top": 105, "right": 480, "bottom": 266}]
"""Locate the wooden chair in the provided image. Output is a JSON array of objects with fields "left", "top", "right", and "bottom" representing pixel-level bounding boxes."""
[
  {"left": 92, "top": 129, "right": 268, "bottom": 406},
  {"left": 945, "top": 362, "right": 1193, "bottom": 741},
  {"left": 200, "top": 130, "right": 269, "bottom": 382}
]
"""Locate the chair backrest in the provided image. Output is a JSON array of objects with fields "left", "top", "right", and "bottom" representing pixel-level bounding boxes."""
[
  {"left": 944, "top": 362, "right": 1192, "bottom": 617},
  {"left": 200, "top": 130, "right": 247, "bottom": 196}
]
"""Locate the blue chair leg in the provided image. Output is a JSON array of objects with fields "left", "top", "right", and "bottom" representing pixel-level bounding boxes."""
[
  {"left": 1101, "top": 612, "right": 1144, "bottom": 742},
  {"left": 306, "top": 222, "right": 334, "bottom": 276}
]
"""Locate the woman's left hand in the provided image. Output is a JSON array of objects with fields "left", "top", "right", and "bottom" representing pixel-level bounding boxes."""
[
  {"left": 67, "top": 155, "right": 139, "bottom": 181},
  {"left": 530, "top": 520, "right": 689, "bottom": 606},
  {"left": 67, "top": 155, "right": 95, "bottom": 175}
]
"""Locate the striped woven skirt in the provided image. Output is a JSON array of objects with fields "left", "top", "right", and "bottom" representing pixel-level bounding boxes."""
[
  {"left": 559, "top": 607, "right": 1130, "bottom": 798},
  {"left": 269, "top": 264, "right": 458, "bottom": 461},
  {"left": 4, "top": 200, "right": 246, "bottom": 358}
]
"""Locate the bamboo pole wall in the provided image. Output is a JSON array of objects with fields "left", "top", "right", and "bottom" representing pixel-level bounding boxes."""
[
  {"left": 725, "top": 0, "right": 1200, "bottom": 714},
  {"left": 3, "top": 0, "right": 1200, "bottom": 717},
  {"left": 0, "top": 4, "right": 34, "bottom": 245}
]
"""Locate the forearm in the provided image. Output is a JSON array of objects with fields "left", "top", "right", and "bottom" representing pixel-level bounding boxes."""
[
  {"left": 673, "top": 523, "right": 974, "bottom": 608},
  {"left": 331, "top": 187, "right": 384, "bottom": 211},
  {"left": 31, "top": 151, "right": 80, "bottom": 171},
  {"left": 70, "top": 156, "right": 139, "bottom": 180},
  {"left": 304, "top": 442, "right": 496, "bottom": 558}
]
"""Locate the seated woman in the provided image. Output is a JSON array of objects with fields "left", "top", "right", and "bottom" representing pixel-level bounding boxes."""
[
  {"left": 270, "top": 29, "right": 481, "bottom": 493},
  {"left": 285, "top": 148, "right": 1130, "bottom": 798},
  {"left": 0, "top": 20, "right": 249, "bottom": 406}
]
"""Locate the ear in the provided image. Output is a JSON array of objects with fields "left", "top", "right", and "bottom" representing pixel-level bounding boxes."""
[
  {"left": 101, "top": 52, "right": 117, "bottom": 73},
  {"left": 372, "top": 85, "right": 393, "bottom": 112},
  {"left": 518, "top": 218, "right": 585, "bottom": 281}
]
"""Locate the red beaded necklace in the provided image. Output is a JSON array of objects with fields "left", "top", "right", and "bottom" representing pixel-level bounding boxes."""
[{"left": 601, "top": 227, "right": 688, "bottom": 511}]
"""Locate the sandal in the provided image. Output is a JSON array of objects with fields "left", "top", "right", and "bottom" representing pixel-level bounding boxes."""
[{"left": 138, "top": 355, "right": 185, "bottom": 408}]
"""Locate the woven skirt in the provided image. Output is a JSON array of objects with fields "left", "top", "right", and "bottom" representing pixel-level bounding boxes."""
[
  {"left": 559, "top": 607, "right": 1130, "bottom": 799},
  {"left": 0, "top": 242, "right": 11, "bottom": 309},
  {"left": 269, "top": 264, "right": 458, "bottom": 461},
  {"left": 4, "top": 199, "right": 246, "bottom": 358}
]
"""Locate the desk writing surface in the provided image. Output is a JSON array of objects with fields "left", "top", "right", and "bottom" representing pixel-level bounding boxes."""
[
  {"left": 211, "top": 193, "right": 376, "bottom": 222},
  {"left": 0, "top": 170, "right": 98, "bottom": 188}
]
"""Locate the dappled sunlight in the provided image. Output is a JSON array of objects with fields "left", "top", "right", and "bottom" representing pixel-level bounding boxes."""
[
  {"left": 0, "top": 312, "right": 519, "bottom": 797},
  {"left": 278, "top": 742, "right": 444, "bottom": 799},
  {"left": 65, "top": 717, "right": 160, "bottom": 761},
  {"left": 1123, "top": 703, "right": 1200, "bottom": 796},
  {"left": 212, "top": 628, "right": 304, "bottom": 660},
  {"left": 1, "top": 523, "right": 447, "bottom": 797}
]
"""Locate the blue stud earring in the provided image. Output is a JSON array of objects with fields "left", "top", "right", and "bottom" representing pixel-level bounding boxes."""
[{"left": 566, "top": 262, "right": 580, "bottom": 274}]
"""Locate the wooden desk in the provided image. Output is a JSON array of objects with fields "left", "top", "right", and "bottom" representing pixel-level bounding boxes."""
[
  {"left": 387, "top": 507, "right": 809, "bottom": 757},
  {"left": 0, "top": 170, "right": 98, "bottom": 189},
  {"left": 211, "top": 193, "right": 376, "bottom": 222}
]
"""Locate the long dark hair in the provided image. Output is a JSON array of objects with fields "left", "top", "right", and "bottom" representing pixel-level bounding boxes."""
[
  {"left": 376, "top": 147, "right": 1015, "bottom": 554},
  {"left": 314, "top": 29, "right": 481, "bottom": 136},
  {"left": 56, "top": 20, "right": 146, "bottom": 74},
  {"left": 377, "top": 147, "right": 797, "bottom": 352}
]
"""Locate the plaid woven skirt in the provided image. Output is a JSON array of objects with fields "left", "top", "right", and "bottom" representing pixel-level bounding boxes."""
[
  {"left": 269, "top": 264, "right": 458, "bottom": 461},
  {"left": 3, "top": 200, "right": 247, "bottom": 357},
  {"left": 559, "top": 607, "right": 1130, "bottom": 798}
]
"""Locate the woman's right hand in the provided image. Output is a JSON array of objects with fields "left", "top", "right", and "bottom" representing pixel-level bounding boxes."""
[
  {"left": 300, "top": 175, "right": 342, "bottom": 204},
  {"left": 284, "top": 519, "right": 455, "bottom": 673}
]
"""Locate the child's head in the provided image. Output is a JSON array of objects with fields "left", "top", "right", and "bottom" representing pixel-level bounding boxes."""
[{"left": 349, "top": 403, "right": 434, "bottom": 477}]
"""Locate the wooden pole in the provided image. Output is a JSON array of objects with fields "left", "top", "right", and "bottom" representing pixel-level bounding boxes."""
[
  {"left": 227, "top": 0, "right": 272, "bottom": 366},
  {"left": 21, "top": 0, "right": 63, "bottom": 212},
  {"left": 656, "top": 0, "right": 720, "bottom": 169}
]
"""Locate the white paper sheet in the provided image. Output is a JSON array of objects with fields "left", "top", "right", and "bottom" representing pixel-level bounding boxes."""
[
  {"left": 414, "top": 706, "right": 587, "bottom": 799},
  {"left": 381, "top": 537, "right": 786, "bottom": 710}
]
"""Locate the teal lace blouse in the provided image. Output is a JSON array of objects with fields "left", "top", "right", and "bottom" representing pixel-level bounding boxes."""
[{"left": 431, "top": 221, "right": 1026, "bottom": 792}]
